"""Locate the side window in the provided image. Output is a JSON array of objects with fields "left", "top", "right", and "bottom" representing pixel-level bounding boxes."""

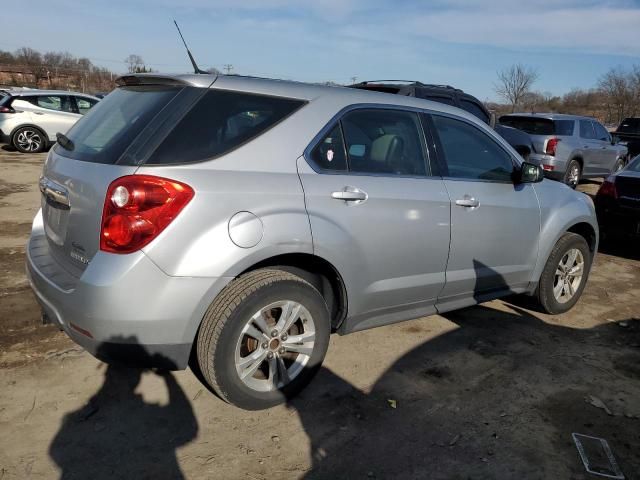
[
  {"left": 554, "top": 120, "right": 575, "bottom": 136},
  {"left": 432, "top": 115, "right": 514, "bottom": 182},
  {"left": 75, "top": 97, "right": 98, "bottom": 115},
  {"left": 340, "top": 109, "right": 428, "bottom": 176},
  {"left": 593, "top": 122, "right": 610, "bottom": 142},
  {"left": 310, "top": 125, "right": 347, "bottom": 171},
  {"left": 579, "top": 120, "right": 596, "bottom": 139}
]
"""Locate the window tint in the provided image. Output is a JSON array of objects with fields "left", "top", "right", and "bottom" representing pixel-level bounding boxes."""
[
  {"left": 55, "top": 86, "right": 182, "bottom": 164},
  {"left": 147, "top": 90, "right": 304, "bottom": 165},
  {"left": 579, "top": 120, "right": 596, "bottom": 139},
  {"left": 311, "top": 125, "right": 347, "bottom": 171},
  {"left": 433, "top": 115, "right": 514, "bottom": 182},
  {"left": 459, "top": 99, "right": 490, "bottom": 124},
  {"left": 340, "top": 109, "right": 428, "bottom": 176},
  {"left": 554, "top": 120, "right": 575, "bottom": 136},
  {"left": 499, "top": 116, "right": 554, "bottom": 135},
  {"left": 75, "top": 97, "right": 98, "bottom": 115},
  {"left": 593, "top": 122, "right": 610, "bottom": 141}
]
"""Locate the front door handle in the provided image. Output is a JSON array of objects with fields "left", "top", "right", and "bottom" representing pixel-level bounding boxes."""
[
  {"left": 455, "top": 197, "right": 479, "bottom": 208},
  {"left": 331, "top": 187, "right": 368, "bottom": 203}
]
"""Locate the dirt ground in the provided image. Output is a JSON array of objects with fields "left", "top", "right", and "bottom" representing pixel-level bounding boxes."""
[{"left": 0, "top": 147, "right": 638, "bottom": 480}]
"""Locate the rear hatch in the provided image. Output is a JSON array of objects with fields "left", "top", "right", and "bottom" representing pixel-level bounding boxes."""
[
  {"left": 499, "top": 116, "right": 574, "bottom": 154},
  {"left": 616, "top": 171, "right": 640, "bottom": 211},
  {"left": 40, "top": 80, "right": 203, "bottom": 276}
]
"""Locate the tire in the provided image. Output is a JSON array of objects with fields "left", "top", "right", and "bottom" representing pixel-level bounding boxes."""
[
  {"left": 564, "top": 160, "right": 581, "bottom": 189},
  {"left": 536, "top": 233, "right": 591, "bottom": 314},
  {"left": 612, "top": 158, "right": 625, "bottom": 173},
  {"left": 12, "top": 126, "right": 47, "bottom": 153},
  {"left": 196, "top": 268, "right": 331, "bottom": 410}
]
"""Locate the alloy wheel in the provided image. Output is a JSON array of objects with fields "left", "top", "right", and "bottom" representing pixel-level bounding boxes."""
[
  {"left": 234, "top": 300, "right": 316, "bottom": 392},
  {"left": 16, "top": 129, "right": 43, "bottom": 152},
  {"left": 553, "top": 248, "right": 584, "bottom": 304}
]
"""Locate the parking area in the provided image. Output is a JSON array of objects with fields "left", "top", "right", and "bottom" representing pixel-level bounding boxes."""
[{"left": 0, "top": 148, "right": 638, "bottom": 478}]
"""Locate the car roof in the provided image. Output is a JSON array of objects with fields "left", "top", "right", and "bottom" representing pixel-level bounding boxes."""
[
  {"left": 118, "top": 73, "right": 486, "bottom": 125},
  {"left": 502, "top": 113, "right": 593, "bottom": 121},
  {"left": 8, "top": 89, "right": 99, "bottom": 99}
]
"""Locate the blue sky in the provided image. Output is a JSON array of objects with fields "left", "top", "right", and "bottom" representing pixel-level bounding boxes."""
[{"left": 4, "top": 0, "right": 640, "bottom": 100}]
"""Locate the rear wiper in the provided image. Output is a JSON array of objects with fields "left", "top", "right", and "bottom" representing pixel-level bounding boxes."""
[{"left": 56, "top": 132, "right": 74, "bottom": 151}]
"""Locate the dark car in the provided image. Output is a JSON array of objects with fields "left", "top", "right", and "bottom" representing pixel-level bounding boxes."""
[
  {"left": 595, "top": 154, "right": 640, "bottom": 239},
  {"left": 613, "top": 117, "right": 640, "bottom": 159},
  {"left": 350, "top": 80, "right": 534, "bottom": 159}
]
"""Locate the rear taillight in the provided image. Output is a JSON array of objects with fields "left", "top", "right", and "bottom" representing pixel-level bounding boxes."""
[
  {"left": 0, "top": 106, "right": 15, "bottom": 113},
  {"left": 545, "top": 138, "right": 560, "bottom": 156},
  {"left": 100, "top": 175, "right": 194, "bottom": 254},
  {"left": 597, "top": 176, "right": 618, "bottom": 199}
]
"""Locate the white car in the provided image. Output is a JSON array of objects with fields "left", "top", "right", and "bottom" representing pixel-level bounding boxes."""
[{"left": 0, "top": 90, "right": 99, "bottom": 153}]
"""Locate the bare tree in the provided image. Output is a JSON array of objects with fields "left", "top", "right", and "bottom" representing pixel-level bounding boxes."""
[
  {"left": 598, "top": 67, "right": 635, "bottom": 125},
  {"left": 124, "top": 54, "right": 145, "bottom": 74},
  {"left": 494, "top": 64, "right": 539, "bottom": 112}
]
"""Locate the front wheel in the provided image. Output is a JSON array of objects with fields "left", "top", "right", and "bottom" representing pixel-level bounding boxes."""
[
  {"left": 564, "top": 160, "right": 581, "bottom": 189},
  {"left": 536, "top": 233, "right": 591, "bottom": 314},
  {"left": 196, "top": 269, "right": 330, "bottom": 410}
]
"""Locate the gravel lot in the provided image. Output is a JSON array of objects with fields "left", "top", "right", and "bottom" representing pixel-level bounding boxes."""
[{"left": 0, "top": 148, "right": 638, "bottom": 479}]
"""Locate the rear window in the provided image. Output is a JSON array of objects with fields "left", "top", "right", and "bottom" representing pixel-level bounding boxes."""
[
  {"left": 499, "top": 116, "right": 574, "bottom": 136},
  {"left": 55, "top": 86, "right": 182, "bottom": 164},
  {"left": 618, "top": 118, "right": 640, "bottom": 133},
  {"left": 146, "top": 90, "right": 305, "bottom": 165}
]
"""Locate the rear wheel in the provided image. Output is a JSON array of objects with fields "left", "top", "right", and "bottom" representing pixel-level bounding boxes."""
[
  {"left": 196, "top": 269, "right": 330, "bottom": 410},
  {"left": 564, "top": 160, "right": 581, "bottom": 189},
  {"left": 537, "top": 233, "right": 591, "bottom": 314},
  {"left": 12, "top": 126, "right": 46, "bottom": 153}
]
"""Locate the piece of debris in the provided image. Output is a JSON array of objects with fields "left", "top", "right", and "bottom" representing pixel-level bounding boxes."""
[
  {"left": 192, "top": 389, "right": 203, "bottom": 401},
  {"left": 572, "top": 433, "right": 625, "bottom": 479},
  {"left": 271, "top": 435, "right": 280, "bottom": 443},
  {"left": 387, "top": 399, "right": 397, "bottom": 409},
  {"left": 618, "top": 321, "right": 629, "bottom": 328},
  {"left": 586, "top": 395, "right": 613, "bottom": 416},
  {"left": 449, "top": 434, "right": 460, "bottom": 446}
]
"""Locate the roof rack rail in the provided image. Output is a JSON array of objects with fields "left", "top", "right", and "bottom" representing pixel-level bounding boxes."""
[{"left": 352, "top": 80, "right": 426, "bottom": 86}]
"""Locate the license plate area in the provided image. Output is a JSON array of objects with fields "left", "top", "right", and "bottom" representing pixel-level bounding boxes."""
[{"left": 43, "top": 199, "right": 70, "bottom": 247}]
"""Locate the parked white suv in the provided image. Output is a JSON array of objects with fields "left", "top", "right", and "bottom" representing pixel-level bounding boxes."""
[{"left": 0, "top": 90, "right": 99, "bottom": 153}]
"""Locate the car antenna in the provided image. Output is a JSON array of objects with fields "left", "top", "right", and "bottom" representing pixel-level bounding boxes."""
[{"left": 173, "top": 20, "right": 208, "bottom": 74}]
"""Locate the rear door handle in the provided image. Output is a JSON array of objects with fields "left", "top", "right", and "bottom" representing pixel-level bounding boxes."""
[
  {"left": 331, "top": 187, "right": 367, "bottom": 203},
  {"left": 455, "top": 197, "right": 479, "bottom": 208}
]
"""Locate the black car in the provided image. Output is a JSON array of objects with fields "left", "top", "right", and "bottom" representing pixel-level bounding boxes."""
[
  {"left": 613, "top": 117, "right": 640, "bottom": 160},
  {"left": 350, "top": 80, "right": 534, "bottom": 159},
  {"left": 595, "top": 154, "right": 640, "bottom": 239}
]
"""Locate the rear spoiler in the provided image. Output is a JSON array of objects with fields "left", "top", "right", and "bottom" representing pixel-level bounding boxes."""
[{"left": 115, "top": 74, "right": 196, "bottom": 87}]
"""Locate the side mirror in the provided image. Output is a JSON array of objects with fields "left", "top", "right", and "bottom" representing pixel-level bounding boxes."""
[{"left": 519, "top": 162, "right": 544, "bottom": 183}]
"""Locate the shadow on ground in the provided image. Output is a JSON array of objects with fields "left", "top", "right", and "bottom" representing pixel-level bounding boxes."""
[{"left": 48, "top": 341, "right": 198, "bottom": 480}]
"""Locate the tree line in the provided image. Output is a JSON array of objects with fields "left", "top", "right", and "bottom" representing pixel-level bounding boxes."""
[{"left": 493, "top": 63, "right": 640, "bottom": 126}]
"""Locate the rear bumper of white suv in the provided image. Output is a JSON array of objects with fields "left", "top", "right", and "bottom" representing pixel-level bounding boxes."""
[{"left": 26, "top": 210, "right": 231, "bottom": 369}]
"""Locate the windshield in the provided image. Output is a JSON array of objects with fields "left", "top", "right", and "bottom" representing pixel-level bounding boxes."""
[{"left": 54, "top": 86, "right": 182, "bottom": 164}]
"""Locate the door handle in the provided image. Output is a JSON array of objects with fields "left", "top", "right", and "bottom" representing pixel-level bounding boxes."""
[
  {"left": 331, "top": 187, "right": 367, "bottom": 203},
  {"left": 33, "top": 112, "right": 44, "bottom": 115},
  {"left": 455, "top": 197, "right": 479, "bottom": 208}
]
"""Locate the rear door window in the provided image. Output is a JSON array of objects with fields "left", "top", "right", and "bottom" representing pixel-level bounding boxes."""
[
  {"left": 146, "top": 90, "right": 305, "bottom": 165},
  {"left": 553, "top": 120, "right": 575, "bottom": 136},
  {"left": 579, "top": 120, "right": 596, "bottom": 139},
  {"left": 74, "top": 96, "right": 99, "bottom": 115},
  {"left": 340, "top": 109, "right": 428, "bottom": 176}
]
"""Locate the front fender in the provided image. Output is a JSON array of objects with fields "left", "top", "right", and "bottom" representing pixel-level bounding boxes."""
[{"left": 530, "top": 180, "right": 599, "bottom": 287}]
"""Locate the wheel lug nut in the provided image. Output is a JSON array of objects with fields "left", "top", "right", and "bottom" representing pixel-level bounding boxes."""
[
  {"left": 279, "top": 347, "right": 285, "bottom": 354},
  {"left": 281, "top": 334, "right": 288, "bottom": 341},
  {"left": 267, "top": 352, "right": 274, "bottom": 359},
  {"left": 261, "top": 342, "right": 268, "bottom": 349},
  {"left": 271, "top": 330, "right": 278, "bottom": 337}
]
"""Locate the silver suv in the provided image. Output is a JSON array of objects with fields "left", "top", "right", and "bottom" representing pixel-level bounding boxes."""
[
  {"left": 27, "top": 74, "right": 598, "bottom": 409},
  {"left": 0, "top": 89, "right": 99, "bottom": 153},
  {"left": 500, "top": 113, "right": 628, "bottom": 188}
]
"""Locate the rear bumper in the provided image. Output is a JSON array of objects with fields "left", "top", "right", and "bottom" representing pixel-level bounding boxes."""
[
  {"left": 26, "top": 211, "right": 232, "bottom": 369},
  {"left": 527, "top": 153, "right": 567, "bottom": 180}
]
